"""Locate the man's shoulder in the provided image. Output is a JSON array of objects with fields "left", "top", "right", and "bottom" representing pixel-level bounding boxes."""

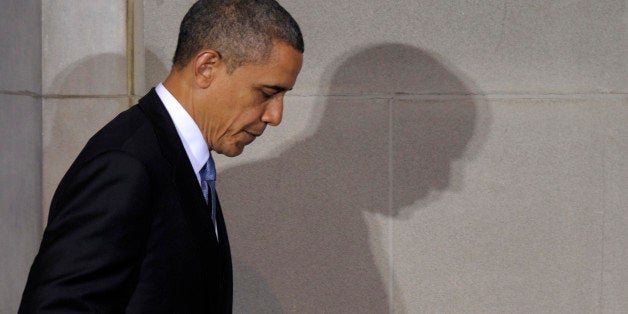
[
  {"left": 75, "top": 92, "right": 167, "bottom": 168},
  {"left": 83, "top": 106, "right": 152, "bottom": 157}
]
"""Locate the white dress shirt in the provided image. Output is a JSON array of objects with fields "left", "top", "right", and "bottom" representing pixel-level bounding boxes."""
[{"left": 155, "top": 83, "right": 209, "bottom": 186}]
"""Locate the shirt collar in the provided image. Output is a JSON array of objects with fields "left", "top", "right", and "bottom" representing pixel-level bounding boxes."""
[{"left": 155, "top": 83, "right": 210, "bottom": 176}]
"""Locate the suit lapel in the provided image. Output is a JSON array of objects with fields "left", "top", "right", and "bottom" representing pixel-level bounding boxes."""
[
  {"left": 215, "top": 195, "right": 231, "bottom": 265},
  {"left": 139, "top": 89, "right": 232, "bottom": 309},
  {"left": 214, "top": 194, "right": 233, "bottom": 310},
  {"left": 138, "top": 90, "right": 219, "bottom": 256}
]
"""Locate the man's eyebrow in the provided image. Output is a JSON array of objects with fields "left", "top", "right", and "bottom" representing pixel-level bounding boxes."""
[{"left": 262, "top": 85, "right": 292, "bottom": 92}]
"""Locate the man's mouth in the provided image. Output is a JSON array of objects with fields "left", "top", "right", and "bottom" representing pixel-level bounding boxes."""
[
  {"left": 244, "top": 130, "right": 262, "bottom": 137},
  {"left": 243, "top": 130, "right": 262, "bottom": 141}
]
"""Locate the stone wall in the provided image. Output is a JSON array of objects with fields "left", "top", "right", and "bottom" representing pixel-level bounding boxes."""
[{"left": 0, "top": 1, "right": 42, "bottom": 312}]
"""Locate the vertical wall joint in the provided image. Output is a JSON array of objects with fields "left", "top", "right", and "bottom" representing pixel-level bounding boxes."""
[{"left": 126, "top": 0, "right": 135, "bottom": 107}]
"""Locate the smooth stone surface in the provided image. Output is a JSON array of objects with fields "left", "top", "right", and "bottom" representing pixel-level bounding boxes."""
[
  {"left": 0, "top": 0, "right": 42, "bottom": 93},
  {"left": 144, "top": 1, "right": 627, "bottom": 96},
  {"left": 220, "top": 98, "right": 390, "bottom": 313},
  {"left": 141, "top": 0, "right": 193, "bottom": 94},
  {"left": 600, "top": 103, "right": 628, "bottom": 313},
  {"left": 0, "top": 95, "right": 42, "bottom": 313},
  {"left": 284, "top": 0, "right": 628, "bottom": 95},
  {"left": 392, "top": 98, "right": 626, "bottom": 312},
  {"left": 42, "top": 0, "right": 127, "bottom": 96}
]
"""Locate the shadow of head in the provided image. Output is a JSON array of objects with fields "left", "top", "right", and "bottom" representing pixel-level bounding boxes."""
[
  {"left": 48, "top": 53, "right": 127, "bottom": 95},
  {"left": 48, "top": 50, "right": 170, "bottom": 96},
  {"left": 219, "top": 43, "right": 486, "bottom": 312},
  {"left": 144, "top": 48, "right": 170, "bottom": 92},
  {"left": 317, "top": 43, "right": 479, "bottom": 216}
]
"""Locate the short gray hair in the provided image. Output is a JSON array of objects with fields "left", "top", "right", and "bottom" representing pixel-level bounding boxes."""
[{"left": 172, "top": 0, "right": 304, "bottom": 72}]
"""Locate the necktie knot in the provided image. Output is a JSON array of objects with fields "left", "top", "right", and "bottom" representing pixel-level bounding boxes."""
[{"left": 201, "top": 155, "right": 216, "bottom": 183}]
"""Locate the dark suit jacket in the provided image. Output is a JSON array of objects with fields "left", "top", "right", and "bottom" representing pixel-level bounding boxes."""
[{"left": 19, "top": 89, "right": 232, "bottom": 313}]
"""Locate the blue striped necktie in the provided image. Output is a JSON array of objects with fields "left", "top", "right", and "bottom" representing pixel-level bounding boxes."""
[{"left": 200, "top": 154, "right": 219, "bottom": 241}]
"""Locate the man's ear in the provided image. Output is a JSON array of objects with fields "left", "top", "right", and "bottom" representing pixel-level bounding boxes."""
[{"left": 193, "top": 50, "right": 222, "bottom": 88}]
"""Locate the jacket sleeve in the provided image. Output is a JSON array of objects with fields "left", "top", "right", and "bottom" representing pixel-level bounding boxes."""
[{"left": 19, "top": 151, "right": 153, "bottom": 313}]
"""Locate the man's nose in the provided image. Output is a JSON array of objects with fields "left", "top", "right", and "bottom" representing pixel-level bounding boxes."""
[{"left": 261, "top": 96, "right": 283, "bottom": 126}]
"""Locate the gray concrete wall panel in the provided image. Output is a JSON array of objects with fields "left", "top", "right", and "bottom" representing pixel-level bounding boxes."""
[
  {"left": 601, "top": 104, "right": 628, "bottom": 313},
  {"left": 392, "top": 100, "right": 624, "bottom": 312},
  {"left": 283, "top": 0, "right": 628, "bottom": 95},
  {"left": 0, "top": 95, "right": 42, "bottom": 313},
  {"left": 142, "top": 0, "right": 194, "bottom": 93},
  {"left": 0, "top": 0, "right": 42, "bottom": 312},
  {"left": 220, "top": 97, "right": 391, "bottom": 312},
  {"left": 42, "top": 0, "right": 127, "bottom": 96},
  {"left": 0, "top": 1, "right": 42, "bottom": 93},
  {"left": 144, "top": 1, "right": 628, "bottom": 95}
]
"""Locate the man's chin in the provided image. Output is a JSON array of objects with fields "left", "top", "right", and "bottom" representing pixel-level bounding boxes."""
[
  {"left": 214, "top": 144, "right": 245, "bottom": 157},
  {"left": 222, "top": 150, "right": 243, "bottom": 157}
]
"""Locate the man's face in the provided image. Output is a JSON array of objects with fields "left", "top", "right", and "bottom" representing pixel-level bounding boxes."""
[{"left": 194, "top": 41, "right": 303, "bottom": 157}]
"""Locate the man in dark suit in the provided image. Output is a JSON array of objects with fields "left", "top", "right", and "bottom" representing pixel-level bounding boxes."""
[{"left": 19, "top": 0, "right": 303, "bottom": 312}]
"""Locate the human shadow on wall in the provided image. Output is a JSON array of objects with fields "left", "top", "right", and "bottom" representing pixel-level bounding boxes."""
[
  {"left": 144, "top": 48, "right": 170, "bottom": 93},
  {"left": 47, "top": 53, "right": 127, "bottom": 96},
  {"left": 219, "top": 43, "right": 484, "bottom": 313}
]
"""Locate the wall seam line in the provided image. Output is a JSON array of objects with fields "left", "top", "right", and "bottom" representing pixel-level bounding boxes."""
[
  {"left": 40, "top": 1, "right": 45, "bottom": 233},
  {"left": 286, "top": 93, "right": 628, "bottom": 98},
  {"left": 0, "top": 91, "right": 42, "bottom": 98},
  {"left": 598, "top": 111, "right": 608, "bottom": 312},
  {"left": 388, "top": 97, "right": 394, "bottom": 314},
  {"left": 127, "top": 0, "right": 135, "bottom": 107}
]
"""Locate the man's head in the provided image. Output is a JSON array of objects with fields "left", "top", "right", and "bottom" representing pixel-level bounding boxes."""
[
  {"left": 165, "top": 0, "right": 304, "bottom": 157},
  {"left": 173, "top": 0, "right": 303, "bottom": 72}
]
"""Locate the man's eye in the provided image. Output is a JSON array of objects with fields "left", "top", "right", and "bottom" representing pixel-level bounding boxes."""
[{"left": 262, "top": 91, "right": 273, "bottom": 99}]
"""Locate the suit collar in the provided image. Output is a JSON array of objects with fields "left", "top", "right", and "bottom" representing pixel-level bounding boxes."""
[
  {"left": 155, "top": 83, "right": 209, "bottom": 180},
  {"left": 137, "top": 89, "right": 220, "bottom": 249}
]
